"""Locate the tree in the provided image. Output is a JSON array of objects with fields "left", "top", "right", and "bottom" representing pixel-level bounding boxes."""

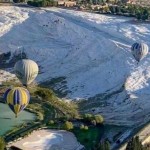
[
  {"left": 115, "top": 6, "right": 121, "bottom": 14},
  {"left": 0, "top": 137, "right": 5, "bottom": 150},
  {"left": 80, "top": 124, "right": 85, "bottom": 130},
  {"left": 103, "top": 6, "right": 110, "bottom": 13},
  {"left": 42, "top": 0, "right": 47, "bottom": 7},
  {"left": 126, "top": 136, "right": 145, "bottom": 150},
  {"left": 105, "top": 140, "right": 110, "bottom": 150},
  {"left": 83, "top": 113, "right": 93, "bottom": 122},
  {"left": 142, "top": 9, "right": 149, "bottom": 21},
  {"left": 80, "top": 124, "right": 88, "bottom": 130},
  {"left": 128, "top": 4, "right": 136, "bottom": 15},
  {"left": 93, "top": 0, "right": 98, "bottom": 5},
  {"left": 63, "top": 121, "right": 74, "bottom": 130},
  {"left": 109, "top": 6, "right": 116, "bottom": 14},
  {"left": 98, "top": 142, "right": 105, "bottom": 150},
  {"left": 96, "top": 140, "right": 110, "bottom": 150},
  {"left": 49, "top": 120, "right": 54, "bottom": 125},
  {"left": 84, "top": 126, "right": 89, "bottom": 130},
  {"left": 89, "top": 0, "right": 93, "bottom": 5},
  {"left": 136, "top": 11, "right": 142, "bottom": 20},
  {"left": 135, "top": 7, "right": 149, "bottom": 21},
  {"left": 13, "top": 0, "right": 20, "bottom": 2},
  {"left": 91, "top": 119, "right": 97, "bottom": 126},
  {"left": 94, "top": 115, "right": 104, "bottom": 124}
]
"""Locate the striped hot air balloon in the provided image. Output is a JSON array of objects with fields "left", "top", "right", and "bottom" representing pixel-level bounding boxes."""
[
  {"left": 3, "top": 87, "right": 30, "bottom": 118},
  {"left": 14, "top": 59, "right": 39, "bottom": 86},
  {"left": 131, "top": 43, "right": 149, "bottom": 62}
]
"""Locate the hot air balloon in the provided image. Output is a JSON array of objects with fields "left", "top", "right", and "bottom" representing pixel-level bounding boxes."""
[
  {"left": 3, "top": 87, "right": 30, "bottom": 118},
  {"left": 131, "top": 43, "right": 149, "bottom": 62},
  {"left": 14, "top": 59, "right": 39, "bottom": 86}
]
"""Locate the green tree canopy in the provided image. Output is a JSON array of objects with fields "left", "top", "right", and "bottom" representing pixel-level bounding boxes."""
[
  {"left": 126, "top": 136, "right": 145, "bottom": 150},
  {"left": 63, "top": 121, "right": 74, "bottom": 130},
  {"left": 84, "top": 126, "right": 89, "bottom": 130},
  {"left": 83, "top": 113, "right": 93, "bottom": 121},
  {"left": 91, "top": 119, "right": 97, "bottom": 126},
  {"left": 49, "top": 120, "right": 54, "bottom": 125},
  {"left": 94, "top": 115, "right": 104, "bottom": 124},
  {"left": 96, "top": 140, "right": 110, "bottom": 150},
  {"left": 80, "top": 124, "right": 85, "bottom": 130}
]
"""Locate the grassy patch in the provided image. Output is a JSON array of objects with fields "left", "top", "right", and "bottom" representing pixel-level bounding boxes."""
[
  {"left": 1, "top": 83, "right": 79, "bottom": 142},
  {"left": 72, "top": 127, "right": 103, "bottom": 150}
]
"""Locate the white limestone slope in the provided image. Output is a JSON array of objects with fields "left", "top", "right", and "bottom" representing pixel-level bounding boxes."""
[{"left": 0, "top": 6, "right": 150, "bottom": 125}]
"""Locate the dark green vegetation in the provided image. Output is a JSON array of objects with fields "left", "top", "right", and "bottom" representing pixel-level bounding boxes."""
[
  {"left": 108, "top": 4, "right": 150, "bottom": 21},
  {"left": 32, "top": 87, "right": 79, "bottom": 120},
  {"left": 86, "top": 4, "right": 150, "bottom": 21},
  {"left": 1, "top": 82, "right": 79, "bottom": 121},
  {"left": 82, "top": 113, "right": 104, "bottom": 125},
  {"left": 1, "top": 81, "right": 105, "bottom": 149},
  {"left": 13, "top": 0, "right": 150, "bottom": 21},
  {"left": 13, "top": 0, "right": 56, "bottom": 7},
  {"left": 72, "top": 127, "right": 103, "bottom": 150},
  {"left": 78, "top": 0, "right": 150, "bottom": 21},
  {"left": 1, "top": 79, "right": 130, "bottom": 150},
  {"left": 80, "top": 124, "right": 89, "bottom": 130},
  {"left": 27, "top": 0, "right": 57, "bottom": 7},
  {"left": 126, "top": 136, "right": 149, "bottom": 150},
  {"left": 0, "top": 82, "right": 79, "bottom": 142},
  {"left": 94, "top": 140, "right": 110, "bottom": 150},
  {"left": 78, "top": 0, "right": 104, "bottom": 5},
  {"left": 13, "top": 0, "right": 25, "bottom": 3},
  {"left": 63, "top": 121, "right": 74, "bottom": 130}
]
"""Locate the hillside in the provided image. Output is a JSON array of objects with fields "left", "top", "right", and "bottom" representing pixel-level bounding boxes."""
[{"left": 0, "top": 6, "right": 150, "bottom": 126}]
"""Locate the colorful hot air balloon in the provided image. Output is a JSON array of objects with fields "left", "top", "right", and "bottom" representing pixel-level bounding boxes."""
[
  {"left": 131, "top": 43, "right": 149, "bottom": 62},
  {"left": 14, "top": 59, "right": 39, "bottom": 86},
  {"left": 3, "top": 87, "right": 30, "bottom": 118}
]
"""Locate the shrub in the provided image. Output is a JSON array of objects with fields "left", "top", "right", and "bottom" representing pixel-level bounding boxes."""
[
  {"left": 84, "top": 138, "right": 89, "bottom": 142},
  {"left": 84, "top": 126, "right": 89, "bottom": 130},
  {"left": 27, "top": 0, "right": 57, "bottom": 7},
  {"left": 63, "top": 121, "right": 74, "bottom": 130},
  {"left": 49, "top": 120, "right": 54, "bottom": 125},
  {"left": 80, "top": 124, "right": 85, "bottom": 130},
  {"left": 80, "top": 124, "right": 88, "bottom": 130},
  {"left": 94, "top": 115, "right": 104, "bottom": 124},
  {"left": 83, "top": 113, "right": 93, "bottom": 122},
  {"left": 91, "top": 120, "right": 97, "bottom": 126},
  {"left": 126, "top": 136, "right": 144, "bottom": 150},
  {"left": 13, "top": 0, "right": 20, "bottom": 3},
  {"left": 97, "top": 140, "right": 110, "bottom": 150}
]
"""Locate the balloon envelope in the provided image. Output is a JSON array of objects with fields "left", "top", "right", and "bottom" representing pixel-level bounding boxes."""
[
  {"left": 131, "top": 43, "right": 149, "bottom": 62},
  {"left": 14, "top": 59, "right": 39, "bottom": 86},
  {"left": 3, "top": 87, "right": 30, "bottom": 117}
]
